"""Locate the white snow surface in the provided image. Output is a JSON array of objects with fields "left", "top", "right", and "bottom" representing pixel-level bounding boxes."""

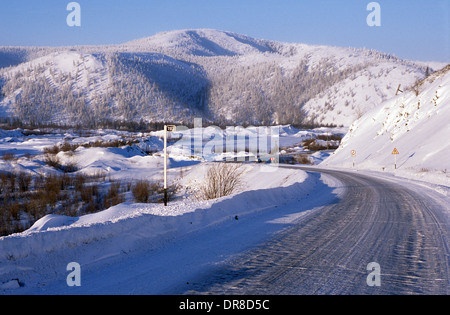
[
  {"left": 322, "top": 66, "right": 450, "bottom": 188},
  {"left": 1, "top": 164, "right": 307, "bottom": 257},
  {"left": 125, "top": 29, "right": 273, "bottom": 57},
  {"left": 1, "top": 29, "right": 444, "bottom": 127},
  {"left": 0, "top": 163, "right": 335, "bottom": 294},
  {"left": 0, "top": 124, "right": 348, "bottom": 293}
]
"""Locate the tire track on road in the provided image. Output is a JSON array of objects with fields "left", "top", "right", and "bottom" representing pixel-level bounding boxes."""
[{"left": 187, "top": 168, "right": 449, "bottom": 295}]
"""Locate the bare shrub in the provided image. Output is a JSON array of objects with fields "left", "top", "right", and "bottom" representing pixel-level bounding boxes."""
[
  {"left": 61, "top": 159, "right": 78, "bottom": 173},
  {"left": 81, "top": 139, "right": 139, "bottom": 149},
  {"left": 8, "top": 200, "right": 21, "bottom": 221},
  {"left": 199, "top": 163, "right": 243, "bottom": 200},
  {"left": 0, "top": 170, "right": 135, "bottom": 235},
  {"left": 104, "top": 182, "right": 125, "bottom": 208},
  {"left": 24, "top": 198, "right": 48, "bottom": 221},
  {"left": 17, "top": 172, "right": 32, "bottom": 192},
  {"left": 294, "top": 154, "right": 313, "bottom": 165},
  {"left": 2, "top": 152, "right": 16, "bottom": 161},
  {"left": 6, "top": 173, "right": 16, "bottom": 193},
  {"left": 304, "top": 140, "right": 326, "bottom": 151},
  {"left": 0, "top": 205, "right": 18, "bottom": 236},
  {"left": 44, "top": 154, "right": 61, "bottom": 169},
  {"left": 132, "top": 180, "right": 151, "bottom": 203},
  {"left": 60, "top": 141, "right": 75, "bottom": 152},
  {"left": 409, "top": 79, "right": 422, "bottom": 97},
  {"left": 0, "top": 174, "right": 6, "bottom": 194},
  {"left": 42, "top": 174, "right": 63, "bottom": 206},
  {"left": 73, "top": 173, "right": 87, "bottom": 192},
  {"left": 316, "top": 134, "right": 343, "bottom": 142},
  {"left": 43, "top": 145, "right": 60, "bottom": 155},
  {"left": 132, "top": 180, "right": 177, "bottom": 203},
  {"left": 80, "top": 185, "right": 94, "bottom": 204}
]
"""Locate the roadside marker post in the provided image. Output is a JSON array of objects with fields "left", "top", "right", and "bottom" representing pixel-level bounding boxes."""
[
  {"left": 351, "top": 150, "right": 356, "bottom": 168},
  {"left": 164, "top": 125, "right": 177, "bottom": 206},
  {"left": 392, "top": 148, "right": 400, "bottom": 170}
]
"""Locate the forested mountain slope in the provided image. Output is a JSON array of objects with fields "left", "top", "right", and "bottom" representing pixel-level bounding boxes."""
[{"left": 0, "top": 29, "right": 442, "bottom": 127}]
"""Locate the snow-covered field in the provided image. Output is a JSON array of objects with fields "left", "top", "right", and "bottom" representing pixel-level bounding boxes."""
[
  {"left": 0, "top": 123, "right": 347, "bottom": 293},
  {"left": 0, "top": 124, "right": 342, "bottom": 179}
]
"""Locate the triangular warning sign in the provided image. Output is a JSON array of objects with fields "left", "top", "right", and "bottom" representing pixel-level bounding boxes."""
[{"left": 392, "top": 148, "right": 400, "bottom": 155}]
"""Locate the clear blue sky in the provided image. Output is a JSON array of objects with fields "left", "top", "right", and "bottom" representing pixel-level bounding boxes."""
[{"left": 0, "top": 0, "right": 448, "bottom": 62}]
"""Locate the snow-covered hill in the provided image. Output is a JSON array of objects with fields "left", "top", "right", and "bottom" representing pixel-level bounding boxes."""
[
  {"left": 124, "top": 29, "right": 275, "bottom": 57},
  {"left": 303, "top": 61, "right": 427, "bottom": 126},
  {"left": 0, "top": 29, "right": 444, "bottom": 127},
  {"left": 322, "top": 65, "right": 450, "bottom": 186},
  {"left": 0, "top": 49, "right": 208, "bottom": 125}
]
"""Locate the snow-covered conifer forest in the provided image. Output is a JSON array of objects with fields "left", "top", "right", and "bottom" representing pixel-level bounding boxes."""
[{"left": 0, "top": 29, "right": 440, "bottom": 128}]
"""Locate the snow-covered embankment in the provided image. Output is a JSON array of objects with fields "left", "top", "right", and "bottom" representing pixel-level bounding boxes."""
[
  {"left": 0, "top": 164, "right": 332, "bottom": 292},
  {"left": 322, "top": 65, "right": 450, "bottom": 187}
]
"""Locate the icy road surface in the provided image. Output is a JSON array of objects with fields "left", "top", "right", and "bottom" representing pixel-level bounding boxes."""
[
  {"left": 186, "top": 167, "right": 450, "bottom": 295},
  {"left": 2, "top": 167, "right": 448, "bottom": 295}
]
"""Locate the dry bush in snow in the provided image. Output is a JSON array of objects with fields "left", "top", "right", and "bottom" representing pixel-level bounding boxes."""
[{"left": 199, "top": 163, "right": 243, "bottom": 200}]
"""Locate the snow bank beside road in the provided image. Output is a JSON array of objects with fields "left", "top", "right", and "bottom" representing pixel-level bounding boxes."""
[
  {"left": 322, "top": 65, "right": 450, "bottom": 187},
  {"left": 0, "top": 165, "right": 308, "bottom": 266}
]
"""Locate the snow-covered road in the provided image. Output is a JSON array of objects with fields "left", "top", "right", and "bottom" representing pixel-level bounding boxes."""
[
  {"left": 0, "top": 165, "right": 335, "bottom": 294},
  {"left": 1, "top": 166, "right": 448, "bottom": 295},
  {"left": 186, "top": 167, "right": 450, "bottom": 295}
]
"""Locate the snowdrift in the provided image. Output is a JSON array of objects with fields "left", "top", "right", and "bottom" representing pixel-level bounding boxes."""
[
  {"left": 322, "top": 65, "right": 450, "bottom": 186},
  {"left": 0, "top": 165, "right": 309, "bottom": 264}
]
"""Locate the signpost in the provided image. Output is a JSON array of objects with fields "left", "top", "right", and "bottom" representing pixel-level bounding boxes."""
[
  {"left": 164, "top": 125, "right": 176, "bottom": 206},
  {"left": 392, "top": 148, "right": 400, "bottom": 169},
  {"left": 351, "top": 150, "right": 356, "bottom": 168}
]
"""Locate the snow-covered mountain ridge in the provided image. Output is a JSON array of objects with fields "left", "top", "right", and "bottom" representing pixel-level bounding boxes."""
[{"left": 0, "top": 29, "right": 446, "bottom": 127}]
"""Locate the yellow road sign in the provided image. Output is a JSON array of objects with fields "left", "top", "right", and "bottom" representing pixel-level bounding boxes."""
[{"left": 392, "top": 148, "right": 400, "bottom": 155}]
